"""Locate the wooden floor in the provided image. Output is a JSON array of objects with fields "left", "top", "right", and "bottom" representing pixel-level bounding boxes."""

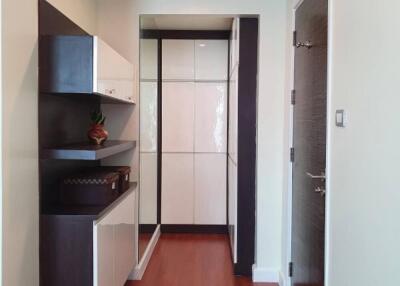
[{"left": 126, "top": 234, "right": 277, "bottom": 286}]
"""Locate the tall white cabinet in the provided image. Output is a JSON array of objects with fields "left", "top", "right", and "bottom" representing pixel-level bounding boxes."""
[
  {"left": 228, "top": 18, "right": 240, "bottom": 263},
  {"left": 161, "top": 39, "right": 228, "bottom": 225}
]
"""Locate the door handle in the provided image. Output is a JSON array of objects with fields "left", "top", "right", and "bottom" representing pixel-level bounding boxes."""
[
  {"left": 296, "top": 40, "right": 313, "bottom": 49},
  {"left": 314, "top": 187, "right": 326, "bottom": 197},
  {"left": 306, "top": 172, "right": 326, "bottom": 180}
]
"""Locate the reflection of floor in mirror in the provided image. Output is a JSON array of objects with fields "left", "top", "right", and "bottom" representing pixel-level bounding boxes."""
[
  {"left": 138, "top": 233, "right": 153, "bottom": 260},
  {"left": 127, "top": 234, "right": 277, "bottom": 286}
]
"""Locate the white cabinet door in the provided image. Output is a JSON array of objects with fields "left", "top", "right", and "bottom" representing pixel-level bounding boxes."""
[
  {"left": 140, "top": 39, "right": 158, "bottom": 80},
  {"left": 139, "top": 153, "right": 158, "bottom": 224},
  {"left": 140, "top": 82, "right": 158, "bottom": 152},
  {"left": 228, "top": 158, "right": 237, "bottom": 263},
  {"left": 194, "top": 154, "right": 227, "bottom": 225},
  {"left": 162, "top": 40, "right": 195, "bottom": 80},
  {"left": 161, "top": 154, "right": 194, "bottom": 224},
  {"left": 228, "top": 65, "right": 238, "bottom": 164},
  {"left": 94, "top": 37, "right": 135, "bottom": 103},
  {"left": 229, "top": 18, "right": 240, "bottom": 76},
  {"left": 94, "top": 189, "right": 136, "bottom": 286},
  {"left": 162, "top": 82, "right": 195, "bottom": 152},
  {"left": 195, "top": 40, "right": 228, "bottom": 81},
  {"left": 195, "top": 82, "right": 227, "bottom": 153}
]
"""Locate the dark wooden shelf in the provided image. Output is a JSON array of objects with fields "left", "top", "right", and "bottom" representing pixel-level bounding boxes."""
[
  {"left": 41, "top": 140, "right": 136, "bottom": 160},
  {"left": 41, "top": 91, "right": 135, "bottom": 105}
]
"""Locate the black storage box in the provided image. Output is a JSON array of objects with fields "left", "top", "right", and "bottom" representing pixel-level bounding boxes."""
[
  {"left": 95, "top": 166, "right": 131, "bottom": 193},
  {"left": 60, "top": 171, "right": 120, "bottom": 206}
]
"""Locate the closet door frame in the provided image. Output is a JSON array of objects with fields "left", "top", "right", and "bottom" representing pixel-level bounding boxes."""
[
  {"left": 142, "top": 30, "right": 230, "bottom": 230},
  {"left": 141, "top": 26, "right": 258, "bottom": 277}
]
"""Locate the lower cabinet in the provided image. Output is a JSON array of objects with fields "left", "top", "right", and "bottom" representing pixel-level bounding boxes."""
[
  {"left": 94, "top": 189, "right": 136, "bottom": 286},
  {"left": 161, "top": 153, "right": 226, "bottom": 225},
  {"left": 40, "top": 187, "right": 136, "bottom": 286}
]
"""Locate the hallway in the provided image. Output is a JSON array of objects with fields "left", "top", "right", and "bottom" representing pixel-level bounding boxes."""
[{"left": 127, "top": 234, "right": 277, "bottom": 286}]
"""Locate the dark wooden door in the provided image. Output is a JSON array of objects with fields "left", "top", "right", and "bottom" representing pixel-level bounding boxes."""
[{"left": 291, "top": 0, "right": 328, "bottom": 285}]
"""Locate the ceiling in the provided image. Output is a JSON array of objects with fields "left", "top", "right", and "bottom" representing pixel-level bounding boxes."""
[{"left": 141, "top": 15, "right": 233, "bottom": 30}]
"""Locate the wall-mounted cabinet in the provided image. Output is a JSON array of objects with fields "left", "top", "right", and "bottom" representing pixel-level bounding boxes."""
[{"left": 40, "top": 35, "right": 136, "bottom": 104}]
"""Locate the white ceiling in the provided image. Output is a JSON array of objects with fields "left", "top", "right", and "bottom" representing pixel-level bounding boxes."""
[{"left": 141, "top": 15, "right": 233, "bottom": 30}]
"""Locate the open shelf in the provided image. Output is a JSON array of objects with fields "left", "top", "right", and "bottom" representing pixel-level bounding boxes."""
[
  {"left": 41, "top": 91, "right": 136, "bottom": 105},
  {"left": 42, "top": 182, "right": 138, "bottom": 216},
  {"left": 41, "top": 140, "right": 136, "bottom": 160}
]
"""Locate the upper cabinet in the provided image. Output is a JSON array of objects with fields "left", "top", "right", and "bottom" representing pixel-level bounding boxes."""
[
  {"left": 40, "top": 35, "right": 136, "bottom": 104},
  {"left": 195, "top": 40, "right": 228, "bottom": 81},
  {"left": 162, "top": 39, "right": 228, "bottom": 81},
  {"left": 140, "top": 39, "right": 158, "bottom": 80},
  {"left": 229, "top": 18, "right": 240, "bottom": 76},
  {"left": 162, "top": 40, "right": 195, "bottom": 80}
]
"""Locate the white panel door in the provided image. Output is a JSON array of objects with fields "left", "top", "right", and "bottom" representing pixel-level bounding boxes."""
[
  {"left": 195, "top": 40, "right": 228, "bottom": 81},
  {"left": 161, "top": 154, "right": 194, "bottom": 224},
  {"left": 140, "top": 82, "right": 158, "bottom": 152},
  {"left": 194, "top": 154, "right": 227, "bottom": 225},
  {"left": 228, "top": 158, "right": 237, "bottom": 263},
  {"left": 140, "top": 39, "right": 158, "bottom": 80},
  {"left": 228, "top": 65, "right": 238, "bottom": 164},
  {"left": 139, "top": 153, "right": 158, "bottom": 224},
  {"left": 195, "top": 82, "right": 227, "bottom": 153},
  {"left": 162, "top": 82, "right": 195, "bottom": 152},
  {"left": 162, "top": 40, "right": 195, "bottom": 80}
]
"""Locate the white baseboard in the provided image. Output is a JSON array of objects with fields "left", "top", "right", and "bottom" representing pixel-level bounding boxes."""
[
  {"left": 252, "top": 265, "right": 280, "bottom": 283},
  {"left": 128, "top": 225, "right": 160, "bottom": 280}
]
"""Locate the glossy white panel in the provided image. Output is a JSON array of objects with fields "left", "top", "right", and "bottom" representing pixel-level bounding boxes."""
[
  {"left": 139, "top": 153, "right": 158, "bottom": 224},
  {"left": 229, "top": 18, "right": 240, "bottom": 76},
  {"left": 94, "top": 37, "right": 135, "bottom": 103},
  {"left": 140, "top": 82, "right": 158, "bottom": 152},
  {"left": 95, "top": 225, "right": 114, "bottom": 286},
  {"left": 195, "top": 82, "right": 227, "bottom": 153},
  {"left": 228, "top": 65, "right": 238, "bottom": 164},
  {"left": 140, "top": 39, "right": 158, "bottom": 80},
  {"left": 162, "top": 82, "right": 195, "bottom": 152},
  {"left": 195, "top": 40, "right": 228, "bottom": 81},
  {"left": 162, "top": 40, "right": 195, "bottom": 80},
  {"left": 94, "top": 189, "right": 136, "bottom": 286},
  {"left": 161, "top": 154, "right": 194, "bottom": 224},
  {"left": 228, "top": 158, "right": 237, "bottom": 263},
  {"left": 194, "top": 154, "right": 227, "bottom": 225}
]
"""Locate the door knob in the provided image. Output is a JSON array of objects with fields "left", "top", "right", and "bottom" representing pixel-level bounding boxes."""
[
  {"left": 306, "top": 172, "right": 326, "bottom": 180},
  {"left": 314, "top": 187, "right": 326, "bottom": 197},
  {"left": 296, "top": 40, "right": 313, "bottom": 49}
]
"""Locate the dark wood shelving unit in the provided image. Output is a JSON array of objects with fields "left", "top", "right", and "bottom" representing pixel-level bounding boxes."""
[
  {"left": 40, "top": 91, "right": 135, "bottom": 105},
  {"left": 41, "top": 140, "right": 136, "bottom": 160}
]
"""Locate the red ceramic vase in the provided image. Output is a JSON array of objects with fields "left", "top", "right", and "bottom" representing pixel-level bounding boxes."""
[{"left": 88, "top": 124, "right": 108, "bottom": 145}]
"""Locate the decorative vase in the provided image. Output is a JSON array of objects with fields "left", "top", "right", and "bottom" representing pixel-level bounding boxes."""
[{"left": 88, "top": 124, "right": 108, "bottom": 145}]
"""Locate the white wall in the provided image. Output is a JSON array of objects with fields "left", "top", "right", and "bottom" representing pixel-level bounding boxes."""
[
  {"left": 326, "top": 0, "right": 400, "bottom": 285},
  {"left": 46, "top": 0, "right": 98, "bottom": 34},
  {"left": 2, "top": 0, "right": 39, "bottom": 285},
  {"left": 97, "top": 0, "right": 288, "bottom": 281}
]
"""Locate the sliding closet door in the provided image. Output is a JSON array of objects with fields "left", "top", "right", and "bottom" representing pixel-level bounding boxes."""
[{"left": 161, "top": 39, "right": 228, "bottom": 226}]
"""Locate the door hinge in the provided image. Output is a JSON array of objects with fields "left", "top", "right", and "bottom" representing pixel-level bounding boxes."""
[
  {"left": 290, "top": 148, "right": 295, "bottom": 162},
  {"left": 289, "top": 262, "right": 293, "bottom": 277},
  {"left": 291, "top": 90, "right": 296, "bottom": 105},
  {"left": 292, "top": 31, "right": 297, "bottom": 47}
]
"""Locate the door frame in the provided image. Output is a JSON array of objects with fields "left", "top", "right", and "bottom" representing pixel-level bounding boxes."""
[{"left": 286, "top": 0, "right": 332, "bottom": 285}]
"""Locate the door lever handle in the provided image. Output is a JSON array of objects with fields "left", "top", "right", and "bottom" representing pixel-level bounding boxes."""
[
  {"left": 296, "top": 40, "right": 313, "bottom": 49},
  {"left": 306, "top": 172, "right": 326, "bottom": 180}
]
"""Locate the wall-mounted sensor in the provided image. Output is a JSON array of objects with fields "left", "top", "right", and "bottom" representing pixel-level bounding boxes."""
[{"left": 335, "top": 109, "right": 346, "bottom": 127}]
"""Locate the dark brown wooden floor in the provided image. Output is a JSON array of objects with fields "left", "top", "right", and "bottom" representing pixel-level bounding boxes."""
[{"left": 126, "top": 234, "right": 277, "bottom": 286}]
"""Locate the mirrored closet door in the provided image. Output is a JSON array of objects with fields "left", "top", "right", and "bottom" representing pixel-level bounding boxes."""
[{"left": 139, "top": 37, "right": 159, "bottom": 261}]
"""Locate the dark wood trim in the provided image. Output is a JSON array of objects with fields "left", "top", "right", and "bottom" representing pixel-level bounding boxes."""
[
  {"left": 156, "top": 38, "right": 162, "bottom": 224},
  {"left": 235, "top": 17, "right": 258, "bottom": 276},
  {"left": 141, "top": 29, "right": 230, "bottom": 40},
  {"left": 139, "top": 224, "right": 158, "bottom": 234},
  {"left": 161, "top": 224, "right": 228, "bottom": 234}
]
